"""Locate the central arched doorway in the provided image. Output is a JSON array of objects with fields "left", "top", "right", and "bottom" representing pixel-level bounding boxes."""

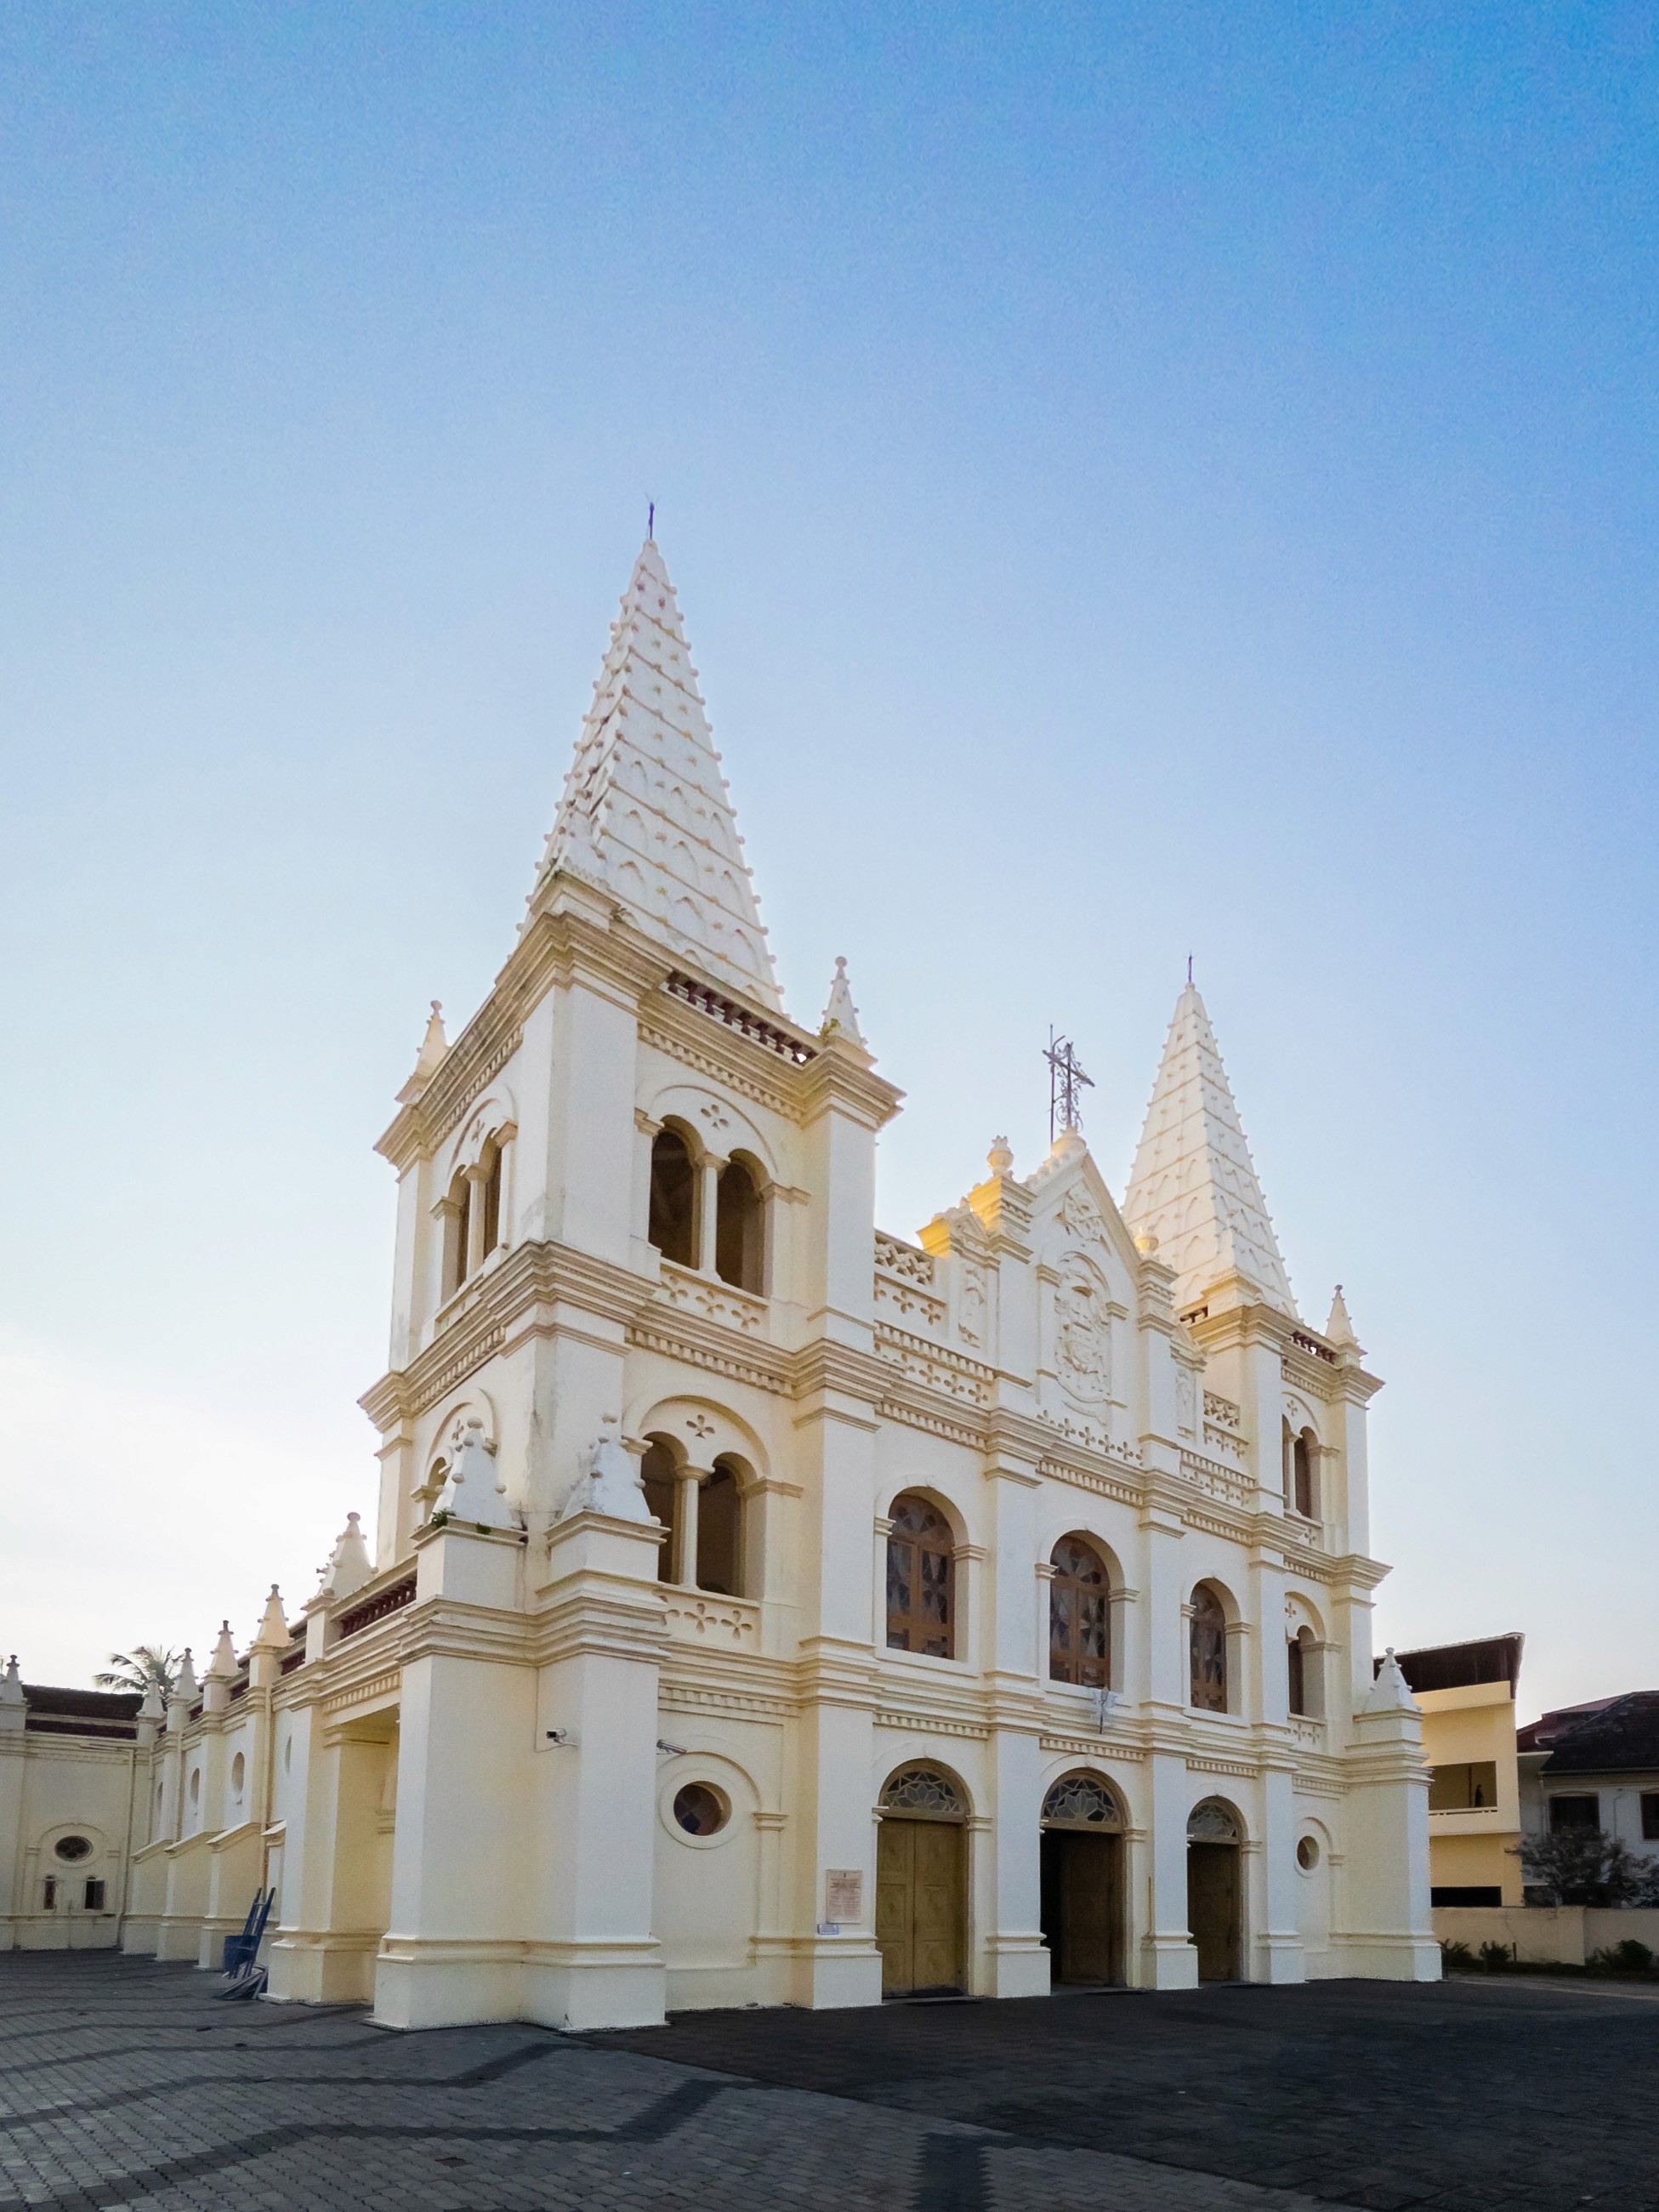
[
  {"left": 1186, "top": 1800, "right": 1243, "bottom": 1982},
  {"left": 875, "top": 1765, "right": 968, "bottom": 1997},
  {"left": 1039, "top": 1771, "right": 1125, "bottom": 1986}
]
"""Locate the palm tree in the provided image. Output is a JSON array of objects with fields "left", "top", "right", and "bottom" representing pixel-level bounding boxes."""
[{"left": 94, "top": 1646, "right": 179, "bottom": 1697}]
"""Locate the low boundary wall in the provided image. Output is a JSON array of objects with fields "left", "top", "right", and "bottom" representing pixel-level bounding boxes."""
[{"left": 1432, "top": 1905, "right": 1659, "bottom": 1965}]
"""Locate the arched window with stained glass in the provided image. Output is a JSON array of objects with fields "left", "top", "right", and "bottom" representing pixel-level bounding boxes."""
[
  {"left": 885, "top": 1494, "right": 955, "bottom": 1658},
  {"left": 1190, "top": 1583, "right": 1229, "bottom": 1712},
  {"left": 1041, "top": 1772, "right": 1123, "bottom": 1829},
  {"left": 1048, "top": 1536, "right": 1111, "bottom": 1687}
]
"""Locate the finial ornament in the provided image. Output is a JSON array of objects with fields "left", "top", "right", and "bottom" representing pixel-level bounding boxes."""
[
  {"left": 1187, "top": 953, "right": 1193, "bottom": 986},
  {"left": 317, "top": 1511, "right": 373, "bottom": 1601},
  {"left": 648, "top": 499, "right": 656, "bottom": 538},
  {"left": 820, "top": 955, "right": 866, "bottom": 1049},
  {"left": 435, "top": 1418, "right": 520, "bottom": 1532},
  {"left": 986, "top": 1134, "right": 1014, "bottom": 1176},
  {"left": 1324, "top": 1282, "right": 1360, "bottom": 1351},
  {"left": 398, "top": 1000, "right": 450, "bottom": 1103},
  {"left": 1044, "top": 1027, "right": 1094, "bottom": 1143},
  {"left": 557, "top": 1416, "right": 651, "bottom": 1527}
]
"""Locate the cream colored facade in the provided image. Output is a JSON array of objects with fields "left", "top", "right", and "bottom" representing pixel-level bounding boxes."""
[
  {"left": 1391, "top": 1637, "right": 1525, "bottom": 1908},
  {"left": 4, "top": 537, "right": 1436, "bottom": 2020},
  {"left": 1420, "top": 1684, "right": 1524, "bottom": 1907}
]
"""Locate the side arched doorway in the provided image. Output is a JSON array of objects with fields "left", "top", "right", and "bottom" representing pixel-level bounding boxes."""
[
  {"left": 1040, "top": 1772, "right": 1125, "bottom": 1986},
  {"left": 1186, "top": 1800, "right": 1243, "bottom": 1982},
  {"left": 875, "top": 1766, "right": 968, "bottom": 1997}
]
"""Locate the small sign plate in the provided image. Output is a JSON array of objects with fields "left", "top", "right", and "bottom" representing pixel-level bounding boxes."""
[{"left": 825, "top": 1869, "right": 863, "bottom": 1922}]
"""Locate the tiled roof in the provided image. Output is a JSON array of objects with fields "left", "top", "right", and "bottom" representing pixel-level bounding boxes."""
[
  {"left": 1533, "top": 1691, "right": 1659, "bottom": 1775},
  {"left": 22, "top": 1684, "right": 143, "bottom": 1740}
]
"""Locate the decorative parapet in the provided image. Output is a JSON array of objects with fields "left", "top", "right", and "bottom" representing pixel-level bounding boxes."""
[
  {"left": 657, "top": 1259, "right": 770, "bottom": 1337},
  {"left": 874, "top": 1231, "right": 935, "bottom": 1285},
  {"left": 1287, "top": 1328, "right": 1338, "bottom": 1366},
  {"left": 336, "top": 1573, "right": 418, "bottom": 1642},
  {"left": 873, "top": 1271, "right": 946, "bottom": 1333},
  {"left": 1283, "top": 1507, "right": 1325, "bottom": 1547},
  {"left": 1202, "top": 1389, "right": 1247, "bottom": 1464},
  {"left": 662, "top": 1591, "right": 760, "bottom": 1649},
  {"left": 873, "top": 1323, "right": 997, "bottom": 1406},
  {"left": 1179, "top": 1447, "right": 1255, "bottom": 1513},
  {"left": 665, "top": 972, "right": 816, "bottom": 1065}
]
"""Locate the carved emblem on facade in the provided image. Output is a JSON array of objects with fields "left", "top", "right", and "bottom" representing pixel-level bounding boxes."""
[
  {"left": 957, "top": 1264, "right": 986, "bottom": 1348},
  {"left": 1175, "top": 1363, "right": 1198, "bottom": 1436},
  {"left": 1059, "top": 1185, "right": 1106, "bottom": 1243},
  {"left": 1054, "top": 1259, "right": 1111, "bottom": 1408}
]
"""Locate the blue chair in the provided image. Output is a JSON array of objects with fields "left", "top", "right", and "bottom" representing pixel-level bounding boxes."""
[{"left": 220, "top": 1887, "right": 273, "bottom": 1976}]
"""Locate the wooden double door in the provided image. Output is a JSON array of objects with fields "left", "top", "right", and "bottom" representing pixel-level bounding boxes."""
[
  {"left": 1187, "top": 1840, "right": 1241, "bottom": 1982},
  {"left": 1040, "top": 1829, "right": 1124, "bottom": 1986},
  {"left": 876, "top": 1817, "right": 966, "bottom": 1996}
]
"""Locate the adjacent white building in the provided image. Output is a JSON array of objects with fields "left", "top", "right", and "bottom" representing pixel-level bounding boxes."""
[{"left": 3, "top": 537, "right": 1436, "bottom": 2021}]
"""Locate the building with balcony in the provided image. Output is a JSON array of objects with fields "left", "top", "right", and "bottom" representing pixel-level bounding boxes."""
[{"left": 1392, "top": 1635, "right": 1525, "bottom": 1908}]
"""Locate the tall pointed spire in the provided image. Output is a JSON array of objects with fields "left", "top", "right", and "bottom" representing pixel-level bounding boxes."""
[
  {"left": 531, "top": 537, "right": 782, "bottom": 1012},
  {"left": 1122, "top": 984, "right": 1297, "bottom": 1317}
]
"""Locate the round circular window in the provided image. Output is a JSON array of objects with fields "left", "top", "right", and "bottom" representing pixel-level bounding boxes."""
[
  {"left": 1296, "top": 1834, "right": 1320, "bottom": 1871},
  {"left": 54, "top": 1835, "right": 93, "bottom": 1864},
  {"left": 673, "top": 1783, "right": 728, "bottom": 1837}
]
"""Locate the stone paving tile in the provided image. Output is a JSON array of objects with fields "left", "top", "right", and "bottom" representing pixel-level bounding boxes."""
[
  {"left": 2, "top": 1953, "right": 1654, "bottom": 2211},
  {"left": 597, "top": 1974, "right": 1659, "bottom": 2211}
]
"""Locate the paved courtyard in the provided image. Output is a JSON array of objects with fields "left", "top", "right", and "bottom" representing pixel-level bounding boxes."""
[{"left": 1, "top": 1954, "right": 1656, "bottom": 2212}]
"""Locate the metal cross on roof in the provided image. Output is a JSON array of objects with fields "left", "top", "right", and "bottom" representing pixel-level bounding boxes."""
[{"left": 1045, "top": 1027, "right": 1094, "bottom": 1143}]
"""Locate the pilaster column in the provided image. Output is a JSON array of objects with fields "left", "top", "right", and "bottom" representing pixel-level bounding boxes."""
[
  {"left": 696, "top": 1158, "right": 721, "bottom": 1277},
  {"left": 1141, "top": 1750, "right": 1199, "bottom": 1988},
  {"left": 1254, "top": 1765, "right": 1304, "bottom": 1982},
  {"left": 465, "top": 1165, "right": 488, "bottom": 1277},
  {"left": 673, "top": 1469, "right": 704, "bottom": 1588},
  {"left": 521, "top": 1509, "right": 668, "bottom": 2029},
  {"left": 1033, "top": 1562, "right": 1055, "bottom": 1681}
]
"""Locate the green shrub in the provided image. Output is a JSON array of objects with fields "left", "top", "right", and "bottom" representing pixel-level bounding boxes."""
[
  {"left": 1588, "top": 1938, "right": 1655, "bottom": 1974},
  {"left": 1478, "top": 1940, "right": 1516, "bottom": 1970},
  {"left": 1440, "top": 1940, "right": 1475, "bottom": 1971}
]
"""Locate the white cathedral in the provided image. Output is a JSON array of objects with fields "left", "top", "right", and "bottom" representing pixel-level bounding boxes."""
[{"left": 0, "top": 537, "right": 1435, "bottom": 2021}]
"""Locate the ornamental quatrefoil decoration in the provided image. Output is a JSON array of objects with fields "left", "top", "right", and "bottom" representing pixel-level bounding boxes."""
[
  {"left": 686, "top": 1413, "right": 715, "bottom": 1439},
  {"left": 700, "top": 1102, "right": 731, "bottom": 1131}
]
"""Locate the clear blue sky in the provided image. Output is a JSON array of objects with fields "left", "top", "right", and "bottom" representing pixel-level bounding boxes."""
[{"left": 3, "top": 3, "right": 1654, "bottom": 1720}]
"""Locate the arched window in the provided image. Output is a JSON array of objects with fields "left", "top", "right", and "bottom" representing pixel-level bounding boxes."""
[
  {"left": 648, "top": 1129, "right": 696, "bottom": 1268},
  {"left": 1190, "top": 1584, "right": 1228, "bottom": 1712},
  {"left": 886, "top": 1494, "right": 955, "bottom": 1658},
  {"left": 441, "top": 1174, "right": 472, "bottom": 1300},
  {"left": 714, "top": 1157, "right": 764, "bottom": 1293},
  {"left": 1288, "top": 1626, "right": 1320, "bottom": 1718},
  {"left": 1187, "top": 1798, "right": 1241, "bottom": 1844},
  {"left": 641, "top": 1439, "right": 679, "bottom": 1575},
  {"left": 480, "top": 1142, "right": 503, "bottom": 1256},
  {"left": 696, "top": 1459, "right": 742, "bottom": 1596},
  {"left": 1293, "top": 1430, "right": 1317, "bottom": 1520},
  {"left": 1041, "top": 1772, "right": 1122, "bottom": 1828},
  {"left": 1048, "top": 1536, "right": 1111, "bottom": 1687},
  {"left": 879, "top": 1764, "right": 964, "bottom": 1818}
]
